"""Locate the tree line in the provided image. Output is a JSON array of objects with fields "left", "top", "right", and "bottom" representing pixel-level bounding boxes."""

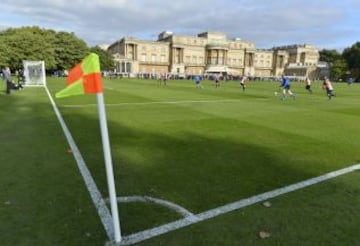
[
  {"left": 319, "top": 43, "right": 360, "bottom": 81},
  {"left": 0, "top": 26, "right": 114, "bottom": 73}
]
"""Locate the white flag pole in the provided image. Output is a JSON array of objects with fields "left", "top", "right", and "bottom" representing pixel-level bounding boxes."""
[{"left": 96, "top": 92, "right": 122, "bottom": 243}]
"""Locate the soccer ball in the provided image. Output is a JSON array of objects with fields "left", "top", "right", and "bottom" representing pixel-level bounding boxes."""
[{"left": 274, "top": 91, "right": 278, "bottom": 96}]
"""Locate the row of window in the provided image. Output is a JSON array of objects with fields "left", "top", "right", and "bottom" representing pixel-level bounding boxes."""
[
  {"left": 255, "top": 54, "right": 272, "bottom": 59},
  {"left": 141, "top": 54, "right": 167, "bottom": 63},
  {"left": 139, "top": 54, "right": 315, "bottom": 67},
  {"left": 138, "top": 42, "right": 251, "bottom": 52},
  {"left": 140, "top": 54, "right": 244, "bottom": 66},
  {"left": 139, "top": 67, "right": 204, "bottom": 75}
]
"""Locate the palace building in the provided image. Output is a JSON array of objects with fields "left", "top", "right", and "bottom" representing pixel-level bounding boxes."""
[{"left": 107, "top": 31, "right": 325, "bottom": 79}]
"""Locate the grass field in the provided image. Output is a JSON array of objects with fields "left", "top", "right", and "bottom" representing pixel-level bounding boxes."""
[{"left": 1, "top": 77, "right": 360, "bottom": 245}]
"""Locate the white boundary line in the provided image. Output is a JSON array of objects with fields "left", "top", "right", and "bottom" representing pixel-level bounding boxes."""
[
  {"left": 119, "top": 163, "right": 360, "bottom": 245},
  {"left": 58, "top": 99, "right": 242, "bottom": 108},
  {"left": 116, "top": 196, "right": 196, "bottom": 219},
  {"left": 45, "top": 87, "right": 115, "bottom": 241},
  {"left": 109, "top": 196, "right": 198, "bottom": 223}
]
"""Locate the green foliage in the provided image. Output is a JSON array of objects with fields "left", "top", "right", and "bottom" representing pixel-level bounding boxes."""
[
  {"left": 0, "top": 26, "right": 91, "bottom": 72},
  {"left": 343, "top": 42, "right": 360, "bottom": 79},
  {"left": 330, "top": 58, "right": 348, "bottom": 80},
  {"left": 319, "top": 49, "right": 349, "bottom": 80},
  {"left": 319, "top": 49, "right": 341, "bottom": 63},
  {"left": 0, "top": 27, "right": 57, "bottom": 70},
  {"left": 321, "top": 42, "right": 360, "bottom": 80},
  {"left": 54, "top": 32, "right": 89, "bottom": 70},
  {"left": 0, "top": 26, "right": 115, "bottom": 73},
  {"left": 89, "top": 46, "right": 115, "bottom": 71}
]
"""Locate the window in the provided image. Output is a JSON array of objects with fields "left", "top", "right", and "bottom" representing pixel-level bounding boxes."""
[
  {"left": 126, "top": 62, "right": 131, "bottom": 73},
  {"left": 151, "top": 54, "right": 156, "bottom": 63},
  {"left": 141, "top": 54, "right": 146, "bottom": 62},
  {"left": 199, "top": 57, "right": 204, "bottom": 64},
  {"left": 160, "top": 55, "right": 166, "bottom": 63}
]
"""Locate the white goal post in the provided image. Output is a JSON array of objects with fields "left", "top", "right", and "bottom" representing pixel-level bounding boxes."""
[{"left": 22, "top": 60, "right": 46, "bottom": 86}]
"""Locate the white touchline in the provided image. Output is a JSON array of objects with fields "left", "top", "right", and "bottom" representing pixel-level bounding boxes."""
[
  {"left": 119, "top": 163, "right": 360, "bottom": 245},
  {"left": 45, "top": 87, "right": 115, "bottom": 241}
]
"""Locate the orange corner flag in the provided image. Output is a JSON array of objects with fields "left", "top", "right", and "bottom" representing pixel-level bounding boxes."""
[{"left": 56, "top": 53, "right": 103, "bottom": 98}]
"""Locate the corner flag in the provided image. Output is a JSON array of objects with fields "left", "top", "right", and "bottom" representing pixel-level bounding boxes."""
[
  {"left": 56, "top": 53, "right": 122, "bottom": 243},
  {"left": 56, "top": 53, "right": 103, "bottom": 98}
]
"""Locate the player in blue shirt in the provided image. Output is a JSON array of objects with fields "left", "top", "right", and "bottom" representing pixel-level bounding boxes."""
[
  {"left": 194, "top": 75, "right": 203, "bottom": 89},
  {"left": 280, "top": 75, "right": 296, "bottom": 100}
]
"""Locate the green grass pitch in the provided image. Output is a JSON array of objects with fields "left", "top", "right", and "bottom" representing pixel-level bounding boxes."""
[{"left": 1, "top": 77, "right": 360, "bottom": 245}]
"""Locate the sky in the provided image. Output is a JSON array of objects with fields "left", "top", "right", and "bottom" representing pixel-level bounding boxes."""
[{"left": 0, "top": 0, "right": 359, "bottom": 51}]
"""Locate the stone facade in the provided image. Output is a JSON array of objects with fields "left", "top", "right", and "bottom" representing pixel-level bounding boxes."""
[{"left": 107, "top": 31, "right": 324, "bottom": 79}]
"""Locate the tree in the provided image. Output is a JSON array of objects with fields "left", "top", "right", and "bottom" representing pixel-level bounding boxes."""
[
  {"left": 330, "top": 58, "right": 348, "bottom": 81},
  {"left": 90, "top": 46, "right": 115, "bottom": 71},
  {"left": 0, "top": 26, "right": 90, "bottom": 72},
  {"left": 319, "top": 49, "right": 341, "bottom": 63},
  {"left": 0, "top": 27, "right": 57, "bottom": 70},
  {"left": 319, "top": 49, "right": 348, "bottom": 81},
  {"left": 53, "top": 32, "right": 89, "bottom": 71},
  {"left": 342, "top": 42, "right": 360, "bottom": 79}
]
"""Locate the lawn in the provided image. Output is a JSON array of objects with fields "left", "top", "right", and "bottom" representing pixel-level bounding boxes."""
[{"left": 1, "top": 77, "right": 360, "bottom": 245}]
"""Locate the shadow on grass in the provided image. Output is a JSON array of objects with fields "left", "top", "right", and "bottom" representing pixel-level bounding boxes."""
[
  {"left": 0, "top": 90, "right": 108, "bottom": 245},
  {"left": 60, "top": 107, "right": 358, "bottom": 236}
]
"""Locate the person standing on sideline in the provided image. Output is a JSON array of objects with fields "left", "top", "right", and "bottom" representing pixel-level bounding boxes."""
[
  {"left": 240, "top": 75, "right": 248, "bottom": 92},
  {"left": 280, "top": 75, "right": 296, "bottom": 100},
  {"left": 159, "top": 73, "right": 168, "bottom": 86},
  {"left": 322, "top": 76, "right": 335, "bottom": 99},
  {"left": 305, "top": 77, "right": 312, "bottom": 93},
  {"left": 215, "top": 74, "right": 220, "bottom": 88},
  {"left": 2, "top": 67, "right": 12, "bottom": 94},
  {"left": 194, "top": 75, "right": 203, "bottom": 89}
]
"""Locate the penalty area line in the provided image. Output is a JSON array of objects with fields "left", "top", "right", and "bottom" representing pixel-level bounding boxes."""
[{"left": 119, "top": 162, "right": 360, "bottom": 245}]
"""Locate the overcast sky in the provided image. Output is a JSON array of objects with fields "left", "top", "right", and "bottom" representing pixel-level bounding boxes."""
[{"left": 0, "top": 0, "right": 358, "bottom": 51}]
